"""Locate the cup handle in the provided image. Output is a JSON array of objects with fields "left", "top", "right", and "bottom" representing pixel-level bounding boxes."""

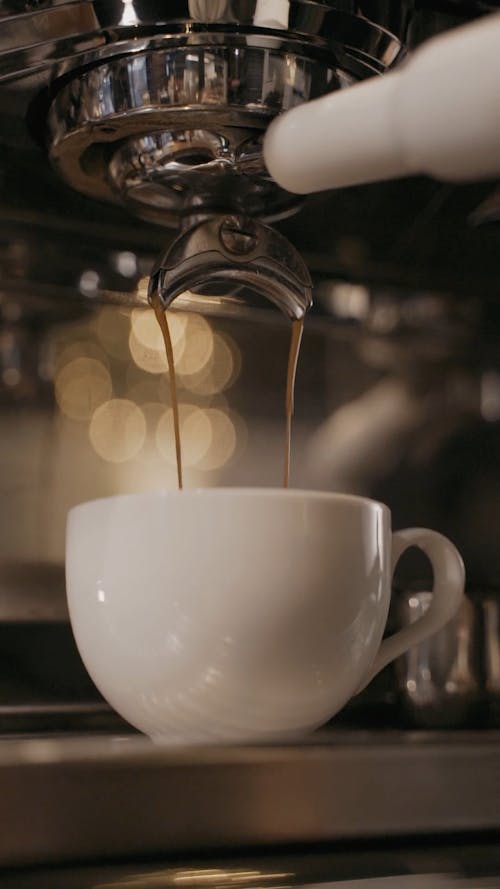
[{"left": 356, "top": 527, "right": 465, "bottom": 694}]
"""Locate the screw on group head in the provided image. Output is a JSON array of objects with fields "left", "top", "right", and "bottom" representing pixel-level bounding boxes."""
[{"left": 219, "top": 215, "right": 259, "bottom": 255}]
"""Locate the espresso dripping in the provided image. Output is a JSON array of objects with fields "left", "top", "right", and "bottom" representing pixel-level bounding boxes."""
[
  {"left": 151, "top": 292, "right": 183, "bottom": 490},
  {"left": 283, "top": 319, "right": 304, "bottom": 488},
  {"left": 152, "top": 293, "right": 304, "bottom": 489}
]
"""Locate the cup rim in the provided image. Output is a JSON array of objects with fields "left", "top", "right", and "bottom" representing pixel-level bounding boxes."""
[{"left": 67, "top": 487, "right": 390, "bottom": 519}]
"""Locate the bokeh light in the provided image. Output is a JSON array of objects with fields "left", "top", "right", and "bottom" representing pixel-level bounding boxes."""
[
  {"left": 95, "top": 307, "right": 131, "bottom": 360},
  {"left": 128, "top": 330, "right": 167, "bottom": 374},
  {"left": 141, "top": 401, "right": 168, "bottom": 434},
  {"left": 55, "top": 340, "right": 109, "bottom": 372},
  {"left": 156, "top": 404, "right": 212, "bottom": 468},
  {"left": 198, "top": 408, "right": 237, "bottom": 471},
  {"left": 89, "top": 398, "right": 146, "bottom": 462},
  {"left": 135, "top": 276, "right": 150, "bottom": 304},
  {"left": 175, "top": 314, "right": 214, "bottom": 378},
  {"left": 79, "top": 269, "right": 99, "bottom": 297},
  {"left": 133, "top": 401, "right": 167, "bottom": 465},
  {"left": 129, "top": 308, "right": 187, "bottom": 374},
  {"left": 131, "top": 307, "right": 187, "bottom": 352},
  {"left": 50, "top": 301, "right": 244, "bottom": 479},
  {"left": 156, "top": 403, "right": 241, "bottom": 472},
  {"left": 184, "top": 331, "right": 240, "bottom": 395},
  {"left": 55, "top": 357, "right": 112, "bottom": 421},
  {"left": 114, "top": 251, "right": 137, "bottom": 278}
]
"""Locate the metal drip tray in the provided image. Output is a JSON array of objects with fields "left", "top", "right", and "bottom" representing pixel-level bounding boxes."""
[{"left": 1, "top": 731, "right": 499, "bottom": 869}]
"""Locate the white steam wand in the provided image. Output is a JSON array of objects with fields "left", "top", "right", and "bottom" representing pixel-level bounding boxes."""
[{"left": 264, "top": 13, "right": 500, "bottom": 192}]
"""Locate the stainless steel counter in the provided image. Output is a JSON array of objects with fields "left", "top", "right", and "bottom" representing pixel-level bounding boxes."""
[{"left": 1, "top": 731, "right": 499, "bottom": 869}]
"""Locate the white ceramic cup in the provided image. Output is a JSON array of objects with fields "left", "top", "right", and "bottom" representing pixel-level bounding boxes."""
[{"left": 66, "top": 489, "right": 465, "bottom": 744}]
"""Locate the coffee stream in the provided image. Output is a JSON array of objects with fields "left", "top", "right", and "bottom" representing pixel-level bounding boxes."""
[
  {"left": 283, "top": 319, "right": 304, "bottom": 488},
  {"left": 151, "top": 292, "right": 304, "bottom": 489},
  {"left": 151, "top": 292, "right": 184, "bottom": 489}
]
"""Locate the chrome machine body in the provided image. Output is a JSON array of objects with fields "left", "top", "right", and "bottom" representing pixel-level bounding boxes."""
[{"left": 0, "top": 3, "right": 499, "bottom": 311}]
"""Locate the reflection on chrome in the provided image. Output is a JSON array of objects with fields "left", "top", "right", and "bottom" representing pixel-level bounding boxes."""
[{"left": 93, "top": 867, "right": 293, "bottom": 889}]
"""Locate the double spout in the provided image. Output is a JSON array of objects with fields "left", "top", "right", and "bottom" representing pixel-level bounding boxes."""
[{"left": 148, "top": 214, "right": 312, "bottom": 322}]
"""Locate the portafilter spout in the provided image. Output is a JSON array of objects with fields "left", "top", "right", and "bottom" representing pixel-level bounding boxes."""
[{"left": 148, "top": 215, "right": 312, "bottom": 321}]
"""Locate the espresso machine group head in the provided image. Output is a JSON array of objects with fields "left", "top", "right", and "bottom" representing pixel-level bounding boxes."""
[{"left": 1, "top": 0, "right": 415, "bottom": 319}]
